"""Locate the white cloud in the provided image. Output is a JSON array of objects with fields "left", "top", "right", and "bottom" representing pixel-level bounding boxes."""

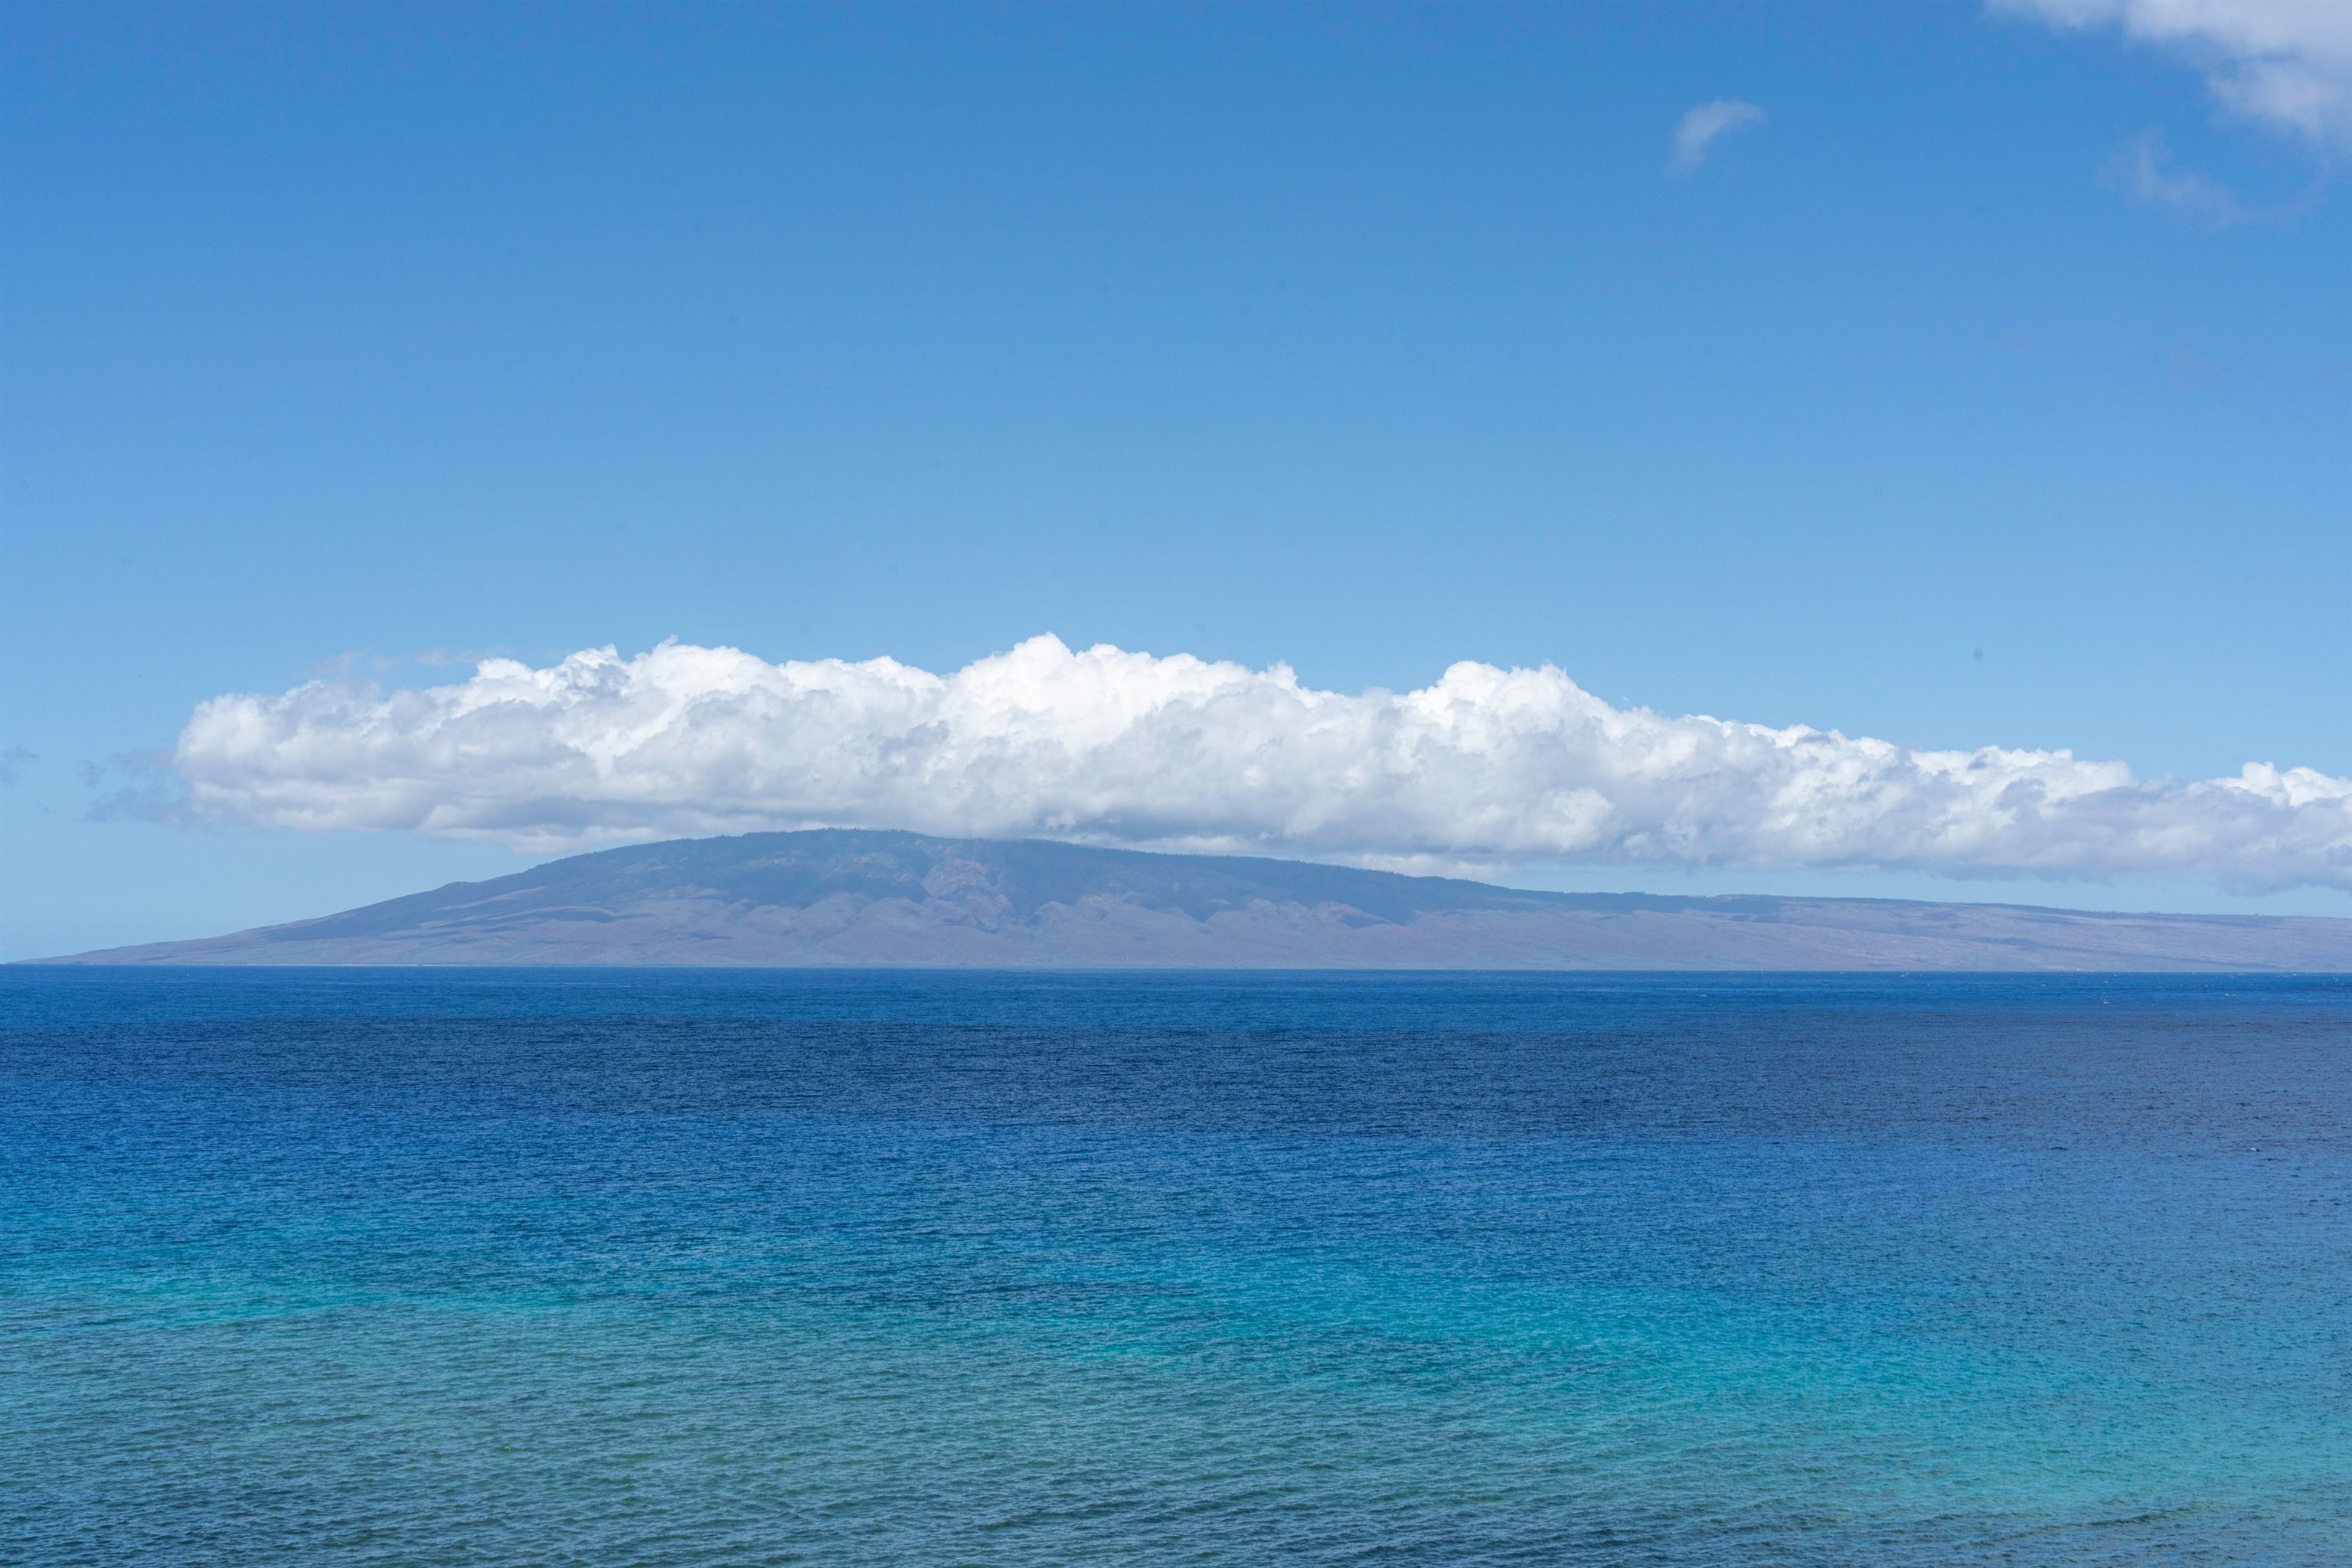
[
  {"left": 1669, "top": 99, "right": 1767, "bottom": 174},
  {"left": 1996, "top": 0, "right": 2352, "bottom": 150},
  {"left": 2104, "top": 129, "right": 2251, "bottom": 221},
  {"left": 171, "top": 635, "right": 2352, "bottom": 893}
]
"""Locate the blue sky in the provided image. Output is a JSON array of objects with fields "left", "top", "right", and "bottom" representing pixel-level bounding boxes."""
[{"left": 3, "top": 2, "right": 2347, "bottom": 958}]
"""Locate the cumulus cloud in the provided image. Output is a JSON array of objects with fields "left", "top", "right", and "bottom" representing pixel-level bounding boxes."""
[
  {"left": 1669, "top": 99, "right": 1767, "bottom": 174},
  {"left": 168, "top": 635, "right": 2352, "bottom": 893},
  {"left": 1996, "top": 0, "right": 2352, "bottom": 151}
]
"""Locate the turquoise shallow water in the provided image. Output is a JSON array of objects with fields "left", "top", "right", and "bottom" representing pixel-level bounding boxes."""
[{"left": 3, "top": 969, "right": 2347, "bottom": 1564}]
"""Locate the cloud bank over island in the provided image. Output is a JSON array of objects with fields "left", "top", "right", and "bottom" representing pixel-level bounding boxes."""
[{"left": 167, "top": 637, "right": 2352, "bottom": 893}]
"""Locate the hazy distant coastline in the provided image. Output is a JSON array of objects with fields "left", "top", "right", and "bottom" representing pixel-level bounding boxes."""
[{"left": 31, "top": 830, "right": 2352, "bottom": 972}]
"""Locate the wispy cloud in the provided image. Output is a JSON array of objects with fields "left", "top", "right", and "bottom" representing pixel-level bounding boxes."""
[
  {"left": 1669, "top": 99, "right": 1767, "bottom": 174},
  {"left": 166, "top": 636, "right": 2352, "bottom": 893},
  {"left": 0, "top": 746, "right": 34, "bottom": 787},
  {"left": 2102, "top": 129, "right": 2251, "bottom": 223},
  {"left": 1995, "top": 0, "right": 2352, "bottom": 152},
  {"left": 79, "top": 750, "right": 181, "bottom": 822}
]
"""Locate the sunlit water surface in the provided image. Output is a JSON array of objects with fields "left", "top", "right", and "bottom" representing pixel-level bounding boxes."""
[{"left": 4, "top": 969, "right": 2347, "bottom": 1565}]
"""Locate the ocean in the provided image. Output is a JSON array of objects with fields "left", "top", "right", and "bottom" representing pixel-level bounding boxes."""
[{"left": 3, "top": 969, "right": 2347, "bottom": 1565}]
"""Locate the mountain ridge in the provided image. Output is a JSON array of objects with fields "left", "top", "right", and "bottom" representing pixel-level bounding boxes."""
[{"left": 30, "top": 829, "right": 2352, "bottom": 971}]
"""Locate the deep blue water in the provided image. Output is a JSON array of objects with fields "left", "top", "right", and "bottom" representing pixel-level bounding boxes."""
[{"left": 3, "top": 969, "right": 2347, "bottom": 1566}]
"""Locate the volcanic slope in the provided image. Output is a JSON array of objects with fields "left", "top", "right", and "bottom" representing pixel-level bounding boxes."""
[{"left": 38, "top": 829, "right": 2352, "bottom": 970}]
